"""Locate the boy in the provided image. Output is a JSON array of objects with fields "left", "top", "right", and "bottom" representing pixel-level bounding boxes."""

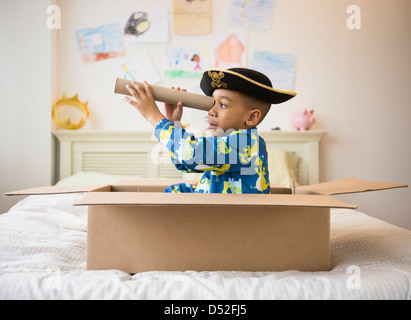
[{"left": 125, "top": 68, "right": 296, "bottom": 194}]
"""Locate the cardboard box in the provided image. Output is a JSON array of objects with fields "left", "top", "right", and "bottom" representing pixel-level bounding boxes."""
[{"left": 6, "top": 178, "right": 407, "bottom": 273}]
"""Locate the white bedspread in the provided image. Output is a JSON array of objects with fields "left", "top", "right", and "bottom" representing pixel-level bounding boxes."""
[{"left": 1, "top": 193, "right": 410, "bottom": 300}]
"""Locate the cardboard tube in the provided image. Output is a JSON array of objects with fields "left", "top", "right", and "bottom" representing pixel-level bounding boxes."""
[{"left": 115, "top": 78, "right": 214, "bottom": 111}]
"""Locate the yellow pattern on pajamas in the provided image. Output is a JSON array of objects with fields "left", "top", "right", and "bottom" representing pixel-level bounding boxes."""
[{"left": 154, "top": 119, "right": 270, "bottom": 194}]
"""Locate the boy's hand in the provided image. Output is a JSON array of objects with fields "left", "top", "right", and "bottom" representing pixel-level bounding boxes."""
[
  {"left": 164, "top": 86, "right": 185, "bottom": 123},
  {"left": 125, "top": 81, "right": 165, "bottom": 127}
]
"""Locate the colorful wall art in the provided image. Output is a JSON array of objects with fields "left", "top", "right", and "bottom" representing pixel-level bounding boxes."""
[
  {"left": 75, "top": 23, "right": 125, "bottom": 63},
  {"left": 118, "top": 52, "right": 161, "bottom": 84},
  {"left": 173, "top": 0, "right": 212, "bottom": 35},
  {"left": 213, "top": 27, "right": 248, "bottom": 69},
  {"left": 228, "top": 0, "right": 277, "bottom": 29},
  {"left": 122, "top": 8, "right": 168, "bottom": 43},
  {"left": 251, "top": 51, "right": 297, "bottom": 90},
  {"left": 165, "top": 44, "right": 211, "bottom": 78}
]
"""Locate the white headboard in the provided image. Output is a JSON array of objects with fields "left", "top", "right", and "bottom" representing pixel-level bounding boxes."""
[{"left": 52, "top": 130, "right": 326, "bottom": 186}]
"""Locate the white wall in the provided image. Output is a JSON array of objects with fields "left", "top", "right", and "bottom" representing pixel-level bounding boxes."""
[
  {"left": 1, "top": 0, "right": 410, "bottom": 230},
  {"left": 0, "top": 0, "right": 53, "bottom": 213}
]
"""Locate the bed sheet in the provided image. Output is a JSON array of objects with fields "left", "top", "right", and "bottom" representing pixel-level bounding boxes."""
[{"left": 0, "top": 193, "right": 410, "bottom": 300}]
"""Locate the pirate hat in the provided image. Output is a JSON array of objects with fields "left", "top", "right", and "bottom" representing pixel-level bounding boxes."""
[{"left": 200, "top": 68, "right": 297, "bottom": 104}]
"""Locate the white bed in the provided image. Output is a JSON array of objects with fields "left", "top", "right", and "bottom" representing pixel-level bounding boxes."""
[
  {"left": 1, "top": 191, "right": 410, "bottom": 299},
  {"left": 1, "top": 130, "right": 410, "bottom": 300}
]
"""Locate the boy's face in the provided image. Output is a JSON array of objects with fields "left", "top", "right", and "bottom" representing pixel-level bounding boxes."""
[{"left": 208, "top": 89, "right": 256, "bottom": 136}]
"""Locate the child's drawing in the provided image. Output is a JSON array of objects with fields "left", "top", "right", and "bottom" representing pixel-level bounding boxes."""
[
  {"left": 118, "top": 52, "right": 161, "bottom": 84},
  {"left": 228, "top": 0, "right": 277, "bottom": 29},
  {"left": 124, "top": 11, "right": 151, "bottom": 37},
  {"left": 173, "top": 0, "right": 212, "bottom": 35},
  {"left": 213, "top": 27, "right": 247, "bottom": 69},
  {"left": 75, "top": 23, "right": 125, "bottom": 64},
  {"left": 122, "top": 8, "right": 168, "bottom": 43},
  {"left": 251, "top": 51, "right": 297, "bottom": 90},
  {"left": 165, "top": 44, "right": 211, "bottom": 78}
]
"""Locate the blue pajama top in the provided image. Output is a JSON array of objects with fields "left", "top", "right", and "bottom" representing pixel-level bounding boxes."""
[{"left": 154, "top": 118, "right": 270, "bottom": 194}]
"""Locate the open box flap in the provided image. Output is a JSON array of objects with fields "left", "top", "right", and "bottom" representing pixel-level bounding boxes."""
[
  {"left": 113, "top": 179, "right": 196, "bottom": 192},
  {"left": 296, "top": 177, "right": 408, "bottom": 195},
  {"left": 115, "top": 179, "right": 194, "bottom": 186},
  {"left": 5, "top": 185, "right": 111, "bottom": 196},
  {"left": 74, "top": 192, "right": 357, "bottom": 209}
]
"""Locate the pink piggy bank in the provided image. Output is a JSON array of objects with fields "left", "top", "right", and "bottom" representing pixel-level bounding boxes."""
[{"left": 291, "top": 109, "right": 315, "bottom": 131}]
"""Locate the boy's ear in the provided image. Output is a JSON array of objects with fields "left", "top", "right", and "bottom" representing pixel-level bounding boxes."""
[{"left": 245, "top": 109, "right": 262, "bottom": 127}]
